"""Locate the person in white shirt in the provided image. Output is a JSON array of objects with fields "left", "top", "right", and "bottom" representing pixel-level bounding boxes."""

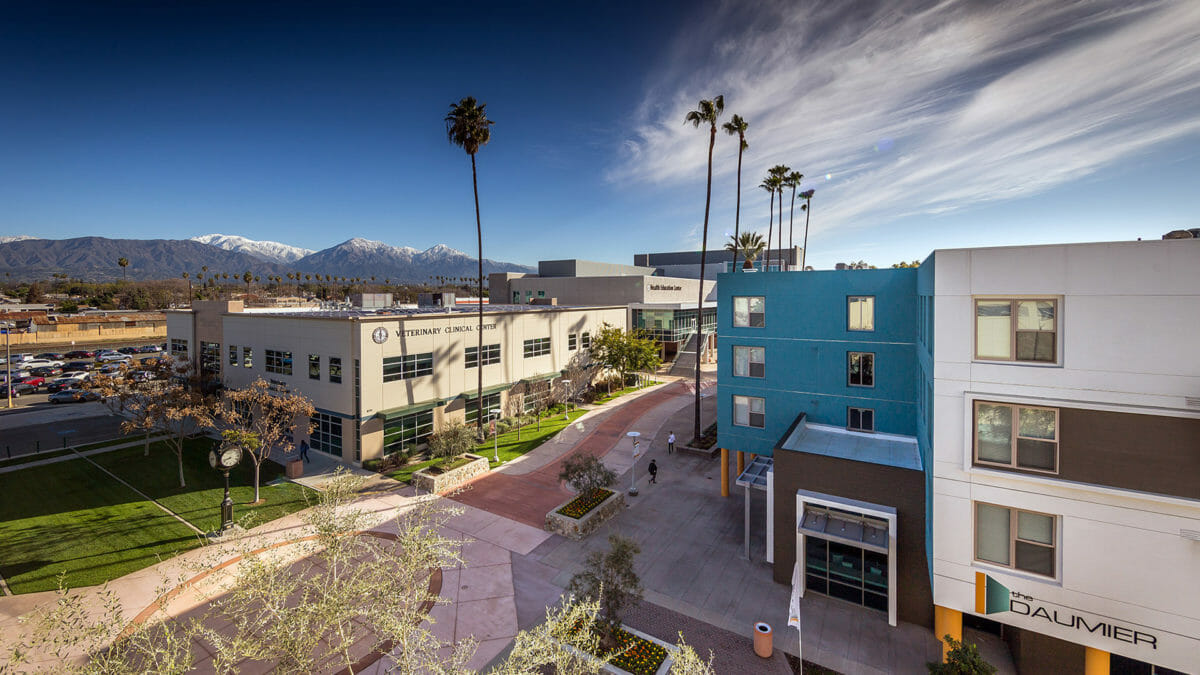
[{"left": 667, "top": 431, "right": 676, "bottom": 454}]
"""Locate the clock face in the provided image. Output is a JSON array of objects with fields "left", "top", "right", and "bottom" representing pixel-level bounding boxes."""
[
  {"left": 372, "top": 327, "right": 389, "bottom": 344},
  {"left": 220, "top": 447, "right": 242, "bottom": 468}
]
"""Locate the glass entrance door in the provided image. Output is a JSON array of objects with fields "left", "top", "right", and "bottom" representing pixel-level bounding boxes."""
[{"left": 804, "top": 536, "right": 888, "bottom": 612}]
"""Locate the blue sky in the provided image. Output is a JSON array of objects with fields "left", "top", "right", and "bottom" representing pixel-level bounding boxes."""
[{"left": 2, "top": 0, "right": 1198, "bottom": 270}]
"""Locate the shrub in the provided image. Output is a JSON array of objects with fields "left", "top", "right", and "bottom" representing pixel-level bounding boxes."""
[
  {"left": 567, "top": 534, "right": 643, "bottom": 645},
  {"left": 428, "top": 421, "right": 475, "bottom": 459},
  {"left": 928, "top": 635, "right": 996, "bottom": 674},
  {"left": 558, "top": 454, "right": 616, "bottom": 494}
]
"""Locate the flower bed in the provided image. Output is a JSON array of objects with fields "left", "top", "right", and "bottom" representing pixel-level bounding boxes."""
[
  {"left": 411, "top": 453, "right": 489, "bottom": 494},
  {"left": 545, "top": 488, "right": 624, "bottom": 540},
  {"left": 607, "top": 626, "right": 669, "bottom": 675},
  {"left": 556, "top": 488, "right": 614, "bottom": 519}
]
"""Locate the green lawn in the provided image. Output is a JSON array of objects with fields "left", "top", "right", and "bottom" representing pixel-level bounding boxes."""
[
  {"left": 0, "top": 447, "right": 78, "bottom": 467},
  {"left": 594, "top": 380, "right": 657, "bottom": 405},
  {"left": 92, "top": 438, "right": 317, "bottom": 533},
  {"left": 0, "top": 460, "right": 204, "bottom": 594},
  {"left": 388, "top": 409, "right": 589, "bottom": 483}
]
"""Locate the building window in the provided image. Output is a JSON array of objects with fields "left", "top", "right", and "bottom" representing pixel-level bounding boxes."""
[
  {"left": 523, "top": 337, "right": 551, "bottom": 358},
  {"left": 733, "top": 296, "right": 765, "bottom": 327},
  {"left": 465, "top": 392, "right": 502, "bottom": 425},
  {"left": 465, "top": 344, "right": 501, "bottom": 368},
  {"left": 733, "top": 395, "right": 765, "bottom": 428},
  {"left": 732, "top": 346, "right": 765, "bottom": 378},
  {"left": 200, "top": 342, "right": 221, "bottom": 375},
  {"left": 383, "top": 410, "right": 434, "bottom": 454},
  {"left": 974, "top": 401, "right": 1058, "bottom": 472},
  {"left": 265, "top": 349, "right": 293, "bottom": 375},
  {"left": 383, "top": 353, "right": 434, "bottom": 382},
  {"left": 975, "top": 299, "right": 1057, "bottom": 363},
  {"left": 311, "top": 413, "right": 343, "bottom": 456},
  {"left": 568, "top": 333, "right": 578, "bottom": 351},
  {"left": 242, "top": 347, "right": 252, "bottom": 368},
  {"left": 581, "top": 332, "right": 591, "bottom": 350},
  {"left": 848, "top": 352, "right": 874, "bottom": 387},
  {"left": 170, "top": 338, "right": 188, "bottom": 356},
  {"left": 537, "top": 290, "right": 545, "bottom": 297},
  {"left": 228, "top": 345, "right": 238, "bottom": 366},
  {"left": 848, "top": 407, "right": 874, "bottom": 432},
  {"left": 975, "top": 502, "right": 1056, "bottom": 578},
  {"left": 329, "top": 357, "right": 342, "bottom": 383},
  {"left": 523, "top": 380, "right": 552, "bottom": 413},
  {"left": 309, "top": 354, "right": 320, "bottom": 380},
  {"left": 848, "top": 296, "right": 875, "bottom": 331}
]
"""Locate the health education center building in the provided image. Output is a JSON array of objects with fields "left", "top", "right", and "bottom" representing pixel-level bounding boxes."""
[
  {"left": 717, "top": 238, "right": 1199, "bottom": 675},
  {"left": 166, "top": 300, "right": 624, "bottom": 464}
]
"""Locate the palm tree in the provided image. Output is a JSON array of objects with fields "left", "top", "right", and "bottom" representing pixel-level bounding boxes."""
[
  {"left": 242, "top": 271, "right": 252, "bottom": 297},
  {"left": 721, "top": 114, "right": 749, "bottom": 271},
  {"left": 784, "top": 170, "right": 804, "bottom": 268},
  {"left": 445, "top": 95, "right": 494, "bottom": 440},
  {"left": 725, "top": 232, "right": 766, "bottom": 269},
  {"left": 182, "top": 272, "right": 191, "bottom": 299},
  {"left": 684, "top": 94, "right": 724, "bottom": 444},
  {"left": 767, "top": 165, "right": 789, "bottom": 269},
  {"left": 759, "top": 176, "right": 777, "bottom": 272},
  {"left": 800, "top": 189, "right": 815, "bottom": 270},
  {"left": 117, "top": 257, "right": 129, "bottom": 281}
]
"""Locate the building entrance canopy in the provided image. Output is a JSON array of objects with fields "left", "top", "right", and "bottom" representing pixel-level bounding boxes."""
[{"left": 799, "top": 503, "right": 889, "bottom": 554}]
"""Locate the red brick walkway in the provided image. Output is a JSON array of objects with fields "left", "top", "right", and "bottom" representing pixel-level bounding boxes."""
[{"left": 448, "top": 383, "right": 686, "bottom": 528}]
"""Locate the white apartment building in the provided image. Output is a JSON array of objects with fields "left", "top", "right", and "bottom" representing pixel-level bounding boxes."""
[
  {"left": 166, "top": 301, "right": 625, "bottom": 464},
  {"left": 928, "top": 240, "right": 1200, "bottom": 674}
]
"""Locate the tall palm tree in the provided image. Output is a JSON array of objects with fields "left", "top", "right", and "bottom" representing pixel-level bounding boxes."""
[
  {"left": 684, "top": 94, "right": 724, "bottom": 444},
  {"left": 799, "top": 189, "right": 815, "bottom": 270},
  {"left": 117, "top": 257, "right": 129, "bottom": 281},
  {"left": 721, "top": 114, "right": 749, "bottom": 271},
  {"left": 759, "top": 175, "right": 777, "bottom": 272},
  {"left": 242, "top": 271, "right": 252, "bottom": 297},
  {"left": 445, "top": 95, "right": 494, "bottom": 440},
  {"left": 724, "top": 232, "right": 766, "bottom": 269},
  {"left": 784, "top": 170, "right": 804, "bottom": 268},
  {"left": 767, "top": 165, "right": 790, "bottom": 269}
]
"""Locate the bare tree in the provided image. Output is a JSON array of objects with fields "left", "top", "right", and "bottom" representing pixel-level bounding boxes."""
[{"left": 215, "top": 378, "right": 316, "bottom": 503}]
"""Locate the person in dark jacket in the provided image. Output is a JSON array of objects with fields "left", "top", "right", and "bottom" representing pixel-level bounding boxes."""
[{"left": 648, "top": 459, "right": 658, "bottom": 484}]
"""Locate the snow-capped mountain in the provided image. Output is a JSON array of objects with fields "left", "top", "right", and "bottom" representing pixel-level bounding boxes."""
[
  {"left": 295, "top": 238, "right": 529, "bottom": 281},
  {"left": 0, "top": 235, "right": 36, "bottom": 244},
  {"left": 190, "top": 233, "right": 314, "bottom": 264}
]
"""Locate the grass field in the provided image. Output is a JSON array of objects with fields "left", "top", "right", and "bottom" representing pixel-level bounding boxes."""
[
  {"left": 0, "top": 460, "right": 204, "bottom": 594},
  {"left": 388, "top": 409, "right": 588, "bottom": 483},
  {"left": 0, "top": 437, "right": 317, "bottom": 594},
  {"left": 92, "top": 438, "right": 317, "bottom": 533}
]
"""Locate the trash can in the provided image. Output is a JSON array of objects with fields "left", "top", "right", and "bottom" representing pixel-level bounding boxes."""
[
  {"left": 286, "top": 459, "right": 304, "bottom": 479},
  {"left": 754, "top": 621, "right": 773, "bottom": 658}
]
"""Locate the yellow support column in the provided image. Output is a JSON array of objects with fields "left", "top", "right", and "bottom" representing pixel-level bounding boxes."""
[
  {"left": 720, "top": 448, "right": 729, "bottom": 497},
  {"left": 1084, "top": 647, "right": 1110, "bottom": 675},
  {"left": 737, "top": 450, "right": 745, "bottom": 476},
  {"left": 933, "top": 606, "right": 963, "bottom": 662}
]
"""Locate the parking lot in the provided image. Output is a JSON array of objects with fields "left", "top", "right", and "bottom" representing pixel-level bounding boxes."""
[
  {"left": 2, "top": 340, "right": 167, "bottom": 408},
  {"left": 0, "top": 401, "right": 128, "bottom": 459}
]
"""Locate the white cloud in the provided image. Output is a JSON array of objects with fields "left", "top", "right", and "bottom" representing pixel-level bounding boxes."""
[{"left": 609, "top": 0, "right": 1200, "bottom": 240}]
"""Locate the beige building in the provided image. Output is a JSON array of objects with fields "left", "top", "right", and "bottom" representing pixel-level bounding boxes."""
[{"left": 166, "top": 300, "right": 625, "bottom": 464}]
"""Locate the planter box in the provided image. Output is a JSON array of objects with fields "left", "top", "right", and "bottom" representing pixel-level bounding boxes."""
[
  {"left": 555, "top": 624, "right": 676, "bottom": 675},
  {"left": 286, "top": 459, "right": 304, "bottom": 478},
  {"left": 678, "top": 443, "right": 720, "bottom": 458},
  {"left": 545, "top": 488, "right": 625, "bottom": 540},
  {"left": 412, "top": 453, "right": 489, "bottom": 493}
]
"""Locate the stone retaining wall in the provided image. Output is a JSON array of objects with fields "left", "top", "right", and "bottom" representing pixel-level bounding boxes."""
[
  {"left": 544, "top": 489, "right": 624, "bottom": 540},
  {"left": 412, "top": 453, "right": 489, "bottom": 493}
]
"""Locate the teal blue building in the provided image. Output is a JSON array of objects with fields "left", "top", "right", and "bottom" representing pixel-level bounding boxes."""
[{"left": 718, "top": 266, "right": 935, "bottom": 628}]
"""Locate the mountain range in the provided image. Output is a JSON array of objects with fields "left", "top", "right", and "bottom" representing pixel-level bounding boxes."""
[{"left": 0, "top": 234, "right": 533, "bottom": 282}]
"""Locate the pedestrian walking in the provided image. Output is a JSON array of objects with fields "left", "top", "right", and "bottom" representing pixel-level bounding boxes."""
[
  {"left": 667, "top": 431, "right": 676, "bottom": 454},
  {"left": 648, "top": 459, "right": 658, "bottom": 484},
  {"left": 299, "top": 439, "right": 310, "bottom": 463}
]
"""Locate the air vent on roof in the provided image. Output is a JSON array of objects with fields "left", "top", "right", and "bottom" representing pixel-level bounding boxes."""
[
  {"left": 1181, "top": 529, "right": 1200, "bottom": 542},
  {"left": 1186, "top": 397, "right": 1200, "bottom": 409}
]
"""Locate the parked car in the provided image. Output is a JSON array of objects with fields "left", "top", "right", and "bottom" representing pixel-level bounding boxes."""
[
  {"left": 2, "top": 382, "right": 36, "bottom": 398},
  {"left": 97, "top": 353, "right": 132, "bottom": 363},
  {"left": 47, "top": 374, "right": 89, "bottom": 393},
  {"left": 1, "top": 369, "right": 31, "bottom": 382},
  {"left": 117, "top": 346, "right": 140, "bottom": 354},
  {"left": 125, "top": 370, "right": 154, "bottom": 383},
  {"left": 49, "top": 389, "right": 101, "bottom": 403},
  {"left": 64, "top": 350, "right": 95, "bottom": 359},
  {"left": 135, "top": 344, "right": 162, "bottom": 353},
  {"left": 29, "top": 366, "right": 62, "bottom": 377},
  {"left": 63, "top": 360, "right": 93, "bottom": 372},
  {"left": 97, "top": 363, "right": 126, "bottom": 375},
  {"left": 20, "top": 358, "right": 65, "bottom": 370},
  {"left": 12, "top": 375, "right": 46, "bottom": 389},
  {"left": 34, "top": 352, "right": 65, "bottom": 361}
]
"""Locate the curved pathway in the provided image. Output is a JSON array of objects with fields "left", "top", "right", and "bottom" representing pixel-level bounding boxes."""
[{"left": 447, "top": 382, "right": 689, "bottom": 528}]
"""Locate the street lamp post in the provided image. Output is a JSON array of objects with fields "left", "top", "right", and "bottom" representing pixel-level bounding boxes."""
[
  {"left": 1, "top": 321, "right": 12, "bottom": 409},
  {"left": 561, "top": 379, "right": 572, "bottom": 419},
  {"left": 627, "top": 431, "right": 641, "bottom": 497},
  {"left": 488, "top": 407, "right": 502, "bottom": 464}
]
